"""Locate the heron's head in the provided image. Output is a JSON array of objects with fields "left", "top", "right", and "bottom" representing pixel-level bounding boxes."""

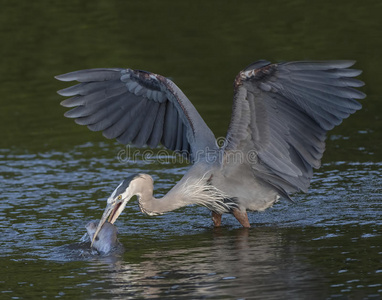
[{"left": 91, "top": 174, "right": 152, "bottom": 247}]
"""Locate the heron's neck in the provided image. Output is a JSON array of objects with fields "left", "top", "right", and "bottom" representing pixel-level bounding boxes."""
[
  {"left": 134, "top": 168, "right": 230, "bottom": 216},
  {"left": 136, "top": 186, "right": 187, "bottom": 216}
]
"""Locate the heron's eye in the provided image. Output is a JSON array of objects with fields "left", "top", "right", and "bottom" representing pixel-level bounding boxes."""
[{"left": 117, "top": 195, "right": 122, "bottom": 200}]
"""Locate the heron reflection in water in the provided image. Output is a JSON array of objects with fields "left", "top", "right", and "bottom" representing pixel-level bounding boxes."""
[{"left": 55, "top": 60, "right": 365, "bottom": 244}]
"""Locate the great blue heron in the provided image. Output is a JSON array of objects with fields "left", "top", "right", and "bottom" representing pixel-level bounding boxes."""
[{"left": 55, "top": 60, "right": 365, "bottom": 243}]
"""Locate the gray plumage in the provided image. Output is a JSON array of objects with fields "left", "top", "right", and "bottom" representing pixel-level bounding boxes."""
[
  {"left": 224, "top": 60, "right": 364, "bottom": 200},
  {"left": 56, "top": 60, "right": 365, "bottom": 234},
  {"left": 56, "top": 68, "right": 214, "bottom": 160}
]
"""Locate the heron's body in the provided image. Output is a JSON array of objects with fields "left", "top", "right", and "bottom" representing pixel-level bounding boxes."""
[{"left": 55, "top": 60, "right": 365, "bottom": 240}]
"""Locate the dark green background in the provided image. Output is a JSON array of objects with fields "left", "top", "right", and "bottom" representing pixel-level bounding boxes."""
[{"left": 1, "top": 0, "right": 380, "bottom": 160}]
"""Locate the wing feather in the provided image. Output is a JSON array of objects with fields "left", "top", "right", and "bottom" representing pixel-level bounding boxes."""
[
  {"left": 175, "top": 116, "right": 184, "bottom": 151},
  {"left": 117, "top": 99, "right": 150, "bottom": 144},
  {"left": 162, "top": 102, "right": 178, "bottom": 150},
  {"left": 75, "top": 94, "right": 136, "bottom": 129},
  {"left": 132, "top": 101, "right": 161, "bottom": 147},
  {"left": 103, "top": 95, "right": 144, "bottom": 139},
  {"left": 147, "top": 103, "right": 166, "bottom": 148}
]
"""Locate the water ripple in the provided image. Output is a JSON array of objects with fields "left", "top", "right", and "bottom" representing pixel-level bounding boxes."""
[{"left": 0, "top": 146, "right": 381, "bottom": 299}]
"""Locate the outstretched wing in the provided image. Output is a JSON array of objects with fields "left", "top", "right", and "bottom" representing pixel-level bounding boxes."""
[
  {"left": 55, "top": 68, "right": 217, "bottom": 162},
  {"left": 223, "top": 60, "right": 365, "bottom": 199}
]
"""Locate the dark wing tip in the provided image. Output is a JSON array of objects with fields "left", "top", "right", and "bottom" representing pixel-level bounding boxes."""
[
  {"left": 57, "top": 88, "right": 71, "bottom": 96},
  {"left": 356, "top": 89, "right": 367, "bottom": 100},
  {"left": 55, "top": 73, "right": 72, "bottom": 82},
  {"left": 55, "top": 68, "right": 123, "bottom": 83},
  {"left": 284, "top": 59, "right": 356, "bottom": 67}
]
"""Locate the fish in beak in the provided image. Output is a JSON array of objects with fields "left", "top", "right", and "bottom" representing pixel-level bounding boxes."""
[
  {"left": 90, "top": 174, "right": 141, "bottom": 247},
  {"left": 86, "top": 220, "right": 121, "bottom": 255},
  {"left": 91, "top": 197, "right": 128, "bottom": 247}
]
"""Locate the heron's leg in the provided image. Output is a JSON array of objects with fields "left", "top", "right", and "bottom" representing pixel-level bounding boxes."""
[
  {"left": 212, "top": 211, "right": 222, "bottom": 227},
  {"left": 233, "top": 209, "right": 250, "bottom": 228}
]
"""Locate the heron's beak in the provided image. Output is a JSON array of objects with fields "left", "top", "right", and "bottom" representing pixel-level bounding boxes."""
[
  {"left": 91, "top": 201, "right": 118, "bottom": 247},
  {"left": 91, "top": 198, "right": 127, "bottom": 247}
]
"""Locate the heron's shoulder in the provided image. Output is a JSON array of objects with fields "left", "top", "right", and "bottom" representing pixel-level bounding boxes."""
[{"left": 233, "top": 60, "right": 276, "bottom": 89}]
